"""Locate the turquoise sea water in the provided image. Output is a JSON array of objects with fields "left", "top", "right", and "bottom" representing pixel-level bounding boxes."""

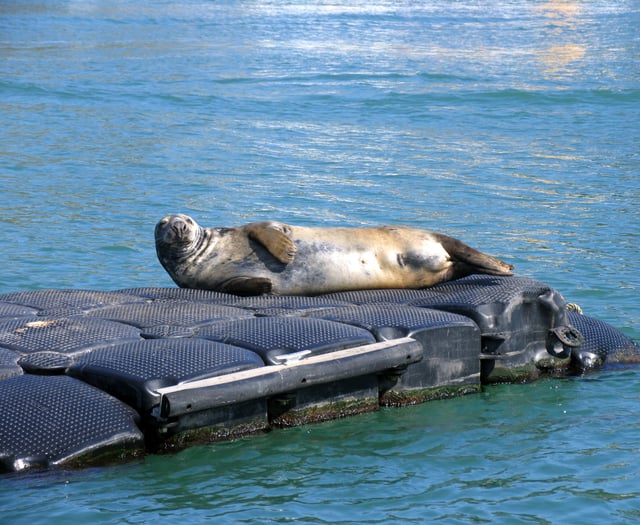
[{"left": 1, "top": 1, "right": 638, "bottom": 523}]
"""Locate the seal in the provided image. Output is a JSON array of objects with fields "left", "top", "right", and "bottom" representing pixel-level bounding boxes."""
[{"left": 155, "top": 214, "right": 514, "bottom": 296}]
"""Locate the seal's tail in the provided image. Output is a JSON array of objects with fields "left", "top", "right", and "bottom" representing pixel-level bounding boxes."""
[{"left": 435, "top": 233, "right": 514, "bottom": 277}]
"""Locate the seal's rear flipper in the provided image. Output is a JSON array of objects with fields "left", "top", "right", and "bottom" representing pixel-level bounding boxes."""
[
  {"left": 218, "top": 276, "right": 273, "bottom": 296},
  {"left": 435, "top": 234, "right": 514, "bottom": 277}
]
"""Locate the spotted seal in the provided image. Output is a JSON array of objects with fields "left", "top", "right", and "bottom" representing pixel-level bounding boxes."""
[{"left": 155, "top": 214, "right": 514, "bottom": 295}]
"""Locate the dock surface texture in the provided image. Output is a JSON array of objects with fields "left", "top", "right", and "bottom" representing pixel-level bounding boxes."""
[{"left": 0, "top": 275, "right": 637, "bottom": 473}]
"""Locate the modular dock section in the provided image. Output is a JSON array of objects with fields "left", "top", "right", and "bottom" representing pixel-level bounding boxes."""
[{"left": 0, "top": 275, "right": 637, "bottom": 473}]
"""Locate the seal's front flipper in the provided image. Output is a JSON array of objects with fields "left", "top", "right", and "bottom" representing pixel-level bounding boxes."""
[
  {"left": 246, "top": 222, "right": 297, "bottom": 264},
  {"left": 435, "top": 234, "right": 514, "bottom": 277},
  {"left": 218, "top": 276, "right": 273, "bottom": 296}
]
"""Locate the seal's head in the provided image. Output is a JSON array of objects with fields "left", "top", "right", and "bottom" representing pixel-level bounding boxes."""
[
  {"left": 154, "top": 214, "right": 207, "bottom": 280},
  {"left": 155, "top": 214, "right": 201, "bottom": 247}
]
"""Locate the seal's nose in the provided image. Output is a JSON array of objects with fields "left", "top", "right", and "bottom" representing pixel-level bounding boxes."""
[
  {"left": 155, "top": 214, "right": 196, "bottom": 244},
  {"left": 173, "top": 219, "right": 187, "bottom": 234},
  {"left": 170, "top": 218, "right": 191, "bottom": 239}
]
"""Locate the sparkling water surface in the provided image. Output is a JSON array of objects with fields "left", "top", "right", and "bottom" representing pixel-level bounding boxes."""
[{"left": 1, "top": 1, "right": 638, "bottom": 523}]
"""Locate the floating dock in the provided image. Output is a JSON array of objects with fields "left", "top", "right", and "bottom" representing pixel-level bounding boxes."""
[{"left": 0, "top": 275, "right": 638, "bottom": 473}]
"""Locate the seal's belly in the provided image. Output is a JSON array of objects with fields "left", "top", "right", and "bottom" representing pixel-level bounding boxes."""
[{"left": 269, "top": 239, "right": 436, "bottom": 294}]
